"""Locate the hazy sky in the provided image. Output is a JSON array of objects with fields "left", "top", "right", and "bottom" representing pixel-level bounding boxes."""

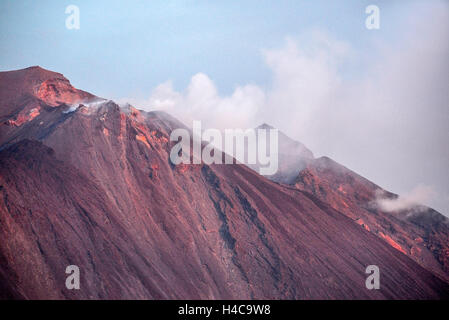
[{"left": 1, "top": 0, "right": 448, "bottom": 215}]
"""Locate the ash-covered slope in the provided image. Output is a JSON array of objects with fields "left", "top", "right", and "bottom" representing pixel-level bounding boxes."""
[{"left": 0, "top": 67, "right": 448, "bottom": 299}]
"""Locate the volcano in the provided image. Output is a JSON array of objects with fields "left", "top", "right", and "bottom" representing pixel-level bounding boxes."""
[{"left": 0, "top": 66, "right": 448, "bottom": 299}]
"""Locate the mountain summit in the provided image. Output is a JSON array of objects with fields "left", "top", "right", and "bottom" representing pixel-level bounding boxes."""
[{"left": 0, "top": 66, "right": 95, "bottom": 117}]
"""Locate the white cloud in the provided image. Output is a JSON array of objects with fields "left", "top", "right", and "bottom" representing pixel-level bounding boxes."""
[
  {"left": 261, "top": 32, "right": 349, "bottom": 139},
  {"left": 121, "top": 72, "right": 264, "bottom": 130},
  {"left": 375, "top": 185, "right": 437, "bottom": 213},
  {"left": 119, "top": 30, "right": 349, "bottom": 135}
]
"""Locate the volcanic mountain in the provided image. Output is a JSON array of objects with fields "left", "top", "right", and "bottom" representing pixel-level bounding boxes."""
[{"left": 0, "top": 66, "right": 448, "bottom": 299}]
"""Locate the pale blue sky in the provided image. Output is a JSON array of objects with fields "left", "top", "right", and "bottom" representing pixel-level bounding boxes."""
[{"left": 1, "top": 0, "right": 405, "bottom": 98}]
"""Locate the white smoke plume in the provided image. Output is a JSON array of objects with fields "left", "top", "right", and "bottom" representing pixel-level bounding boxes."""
[
  {"left": 118, "top": 2, "right": 449, "bottom": 216},
  {"left": 375, "top": 185, "right": 436, "bottom": 213}
]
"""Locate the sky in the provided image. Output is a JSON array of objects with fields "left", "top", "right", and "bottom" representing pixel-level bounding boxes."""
[{"left": 1, "top": 0, "right": 448, "bottom": 215}]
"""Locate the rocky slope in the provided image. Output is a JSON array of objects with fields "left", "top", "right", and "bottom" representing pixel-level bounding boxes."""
[
  {"left": 293, "top": 156, "right": 449, "bottom": 282},
  {"left": 0, "top": 66, "right": 448, "bottom": 299},
  {"left": 256, "top": 128, "right": 449, "bottom": 282}
]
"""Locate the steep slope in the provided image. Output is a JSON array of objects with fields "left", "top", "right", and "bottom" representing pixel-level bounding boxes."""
[
  {"left": 0, "top": 140, "right": 169, "bottom": 299},
  {"left": 1, "top": 67, "right": 448, "bottom": 299}
]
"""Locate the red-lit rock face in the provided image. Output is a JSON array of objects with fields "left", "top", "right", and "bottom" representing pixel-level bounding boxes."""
[
  {"left": 0, "top": 66, "right": 95, "bottom": 122},
  {"left": 378, "top": 232, "right": 407, "bottom": 255},
  {"left": 0, "top": 66, "right": 98, "bottom": 148},
  {"left": 0, "top": 67, "right": 448, "bottom": 299},
  {"left": 35, "top": 78, "right": 90, "bottom": 107},
  {"left": 6, "top": 106, "right": 40, "bottom": 127}
]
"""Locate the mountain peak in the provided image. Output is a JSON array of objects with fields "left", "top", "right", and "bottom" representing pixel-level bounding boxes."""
[
  {"left": 0, "top": 66, "right": 96, "bottom": 119},
  {"left": 1, "top": 65, "right": 65, "bottom": 80},
  {"left": 25, "top": 65, "right": 46, "bottom": 70},
  {"left": 257, "top": 123, "right": 275, "bottom": 130}
]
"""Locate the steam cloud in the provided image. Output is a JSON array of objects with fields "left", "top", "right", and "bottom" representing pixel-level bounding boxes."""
[
  {"left": 119, "top": 2, "right": 449, "bottom": 215},
  {"left": 375, "top": 185, "right": 436, "bottom": 213}
]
